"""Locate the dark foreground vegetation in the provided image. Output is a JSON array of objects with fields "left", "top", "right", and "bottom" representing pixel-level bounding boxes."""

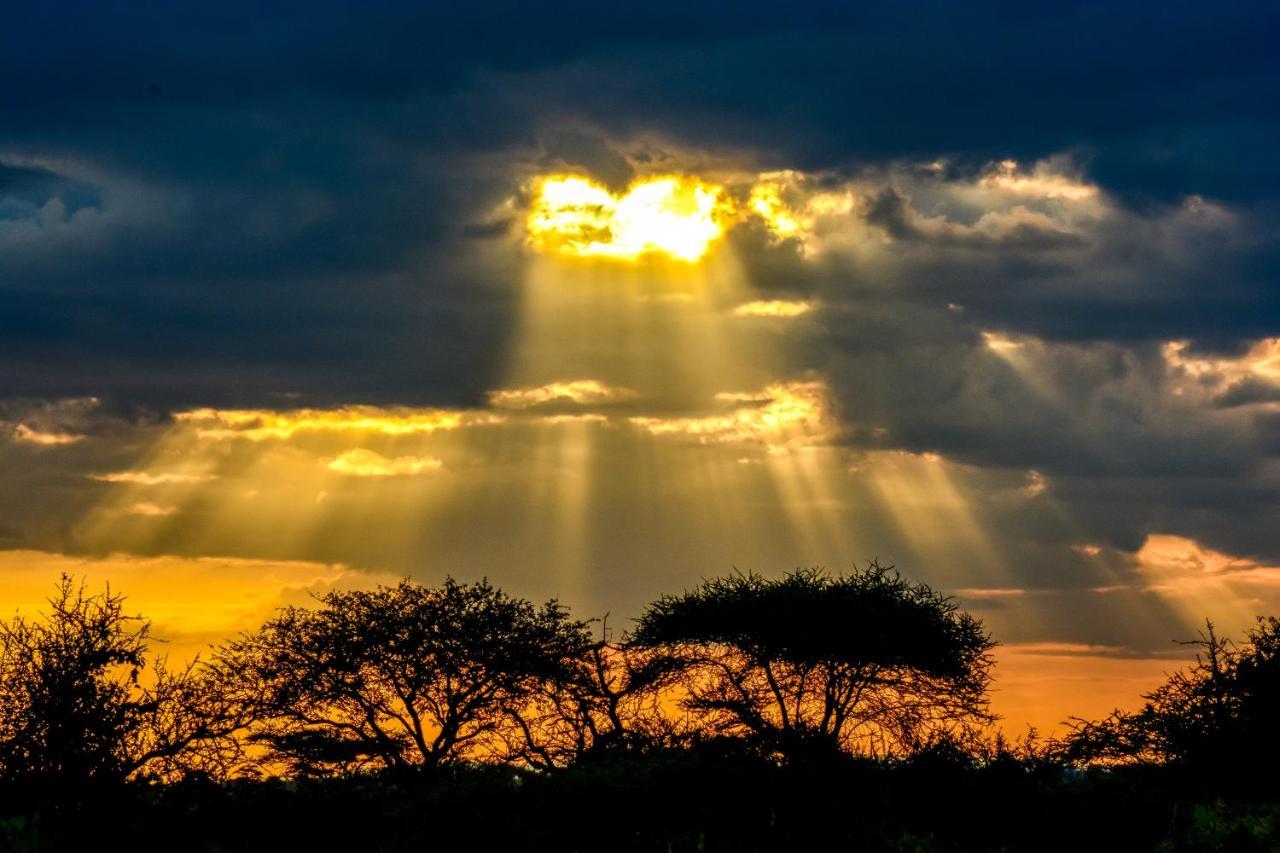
[{"left": 2, "top": 565, "right": 1278, "bottom": 851}]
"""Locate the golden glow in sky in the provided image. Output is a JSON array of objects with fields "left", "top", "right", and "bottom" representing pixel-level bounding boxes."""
[
  {"left": 488, "top": 379, "right": 637, "bottom": 409},
  {"left": 732, "top": 299, "right": 817, "bottom": 318},
  {"left": 175, "top": 406, "right": 487, "bottom": 440},
  {"left": 630, "top": 380, "right": 835, "bottom": 453},
  {"left": 324, "top": 448, "right": 443, "bottom": 477},
  {"left": 526, "top": 175, "right": 728, "bottom": 261}
]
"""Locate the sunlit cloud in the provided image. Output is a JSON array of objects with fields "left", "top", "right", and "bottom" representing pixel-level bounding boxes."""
[
  {"left": 977, "top": 159, "right": 1100, "bottom": 201},
  {"left": 1137, "top": 534, "right": 1278, "bottom": 580},
  {"left": 1164, "top": 338, "right": 1280, "bottom": 404},
  {"left": 1, "top": 397, "right": 101, "bottom": 446},
  {"left": 748, "top": 178, "right": 806, "bottom": 239},
  {"left": 981, "top": 331, "right": 1023, "bottom": 352},
  {"left": 953, "top": 587, "right": 1031, "bottom": 599},
  {"left": 740, "top": 157, "right": 1103, "bottom": 255},
  {"left": 731, "top": 299, "right": 817, "bottom": 318},
  {"left": 526, "top": 174, "right": 728, "bottom": 261},
  {"left": 1105, "top": 534, "right": 1280, "bottom": 634},
  {"left": 521, "top": 156, "right": 1102, "bottom": 263},
  {"left": 174, "top": 405, "right": 498, "bottom": 440},
  {"left": 535, "top": 413, "right": 610, "bottom": 425},
  {"left": 1021, "top": 469, "right": 1048, "bottom": 498},
  {"left": 91, "top": 470, "right": 215, "bottom": 485},
  {"left": 12, "top": 423, "right": 84, "bottom": 445},
  {"left": 1005, "top": 642, "right": 1132, "bottom": 656},
  {"left": 630, "top": 380, "right": 836, "bottom": 453},
  {"left": 488, "top": 379, "right": 637, "bottom": 410},
  {"left": 127, "top": 501, "right": 177, "bottom": 516},
  {"left": 324, "top": 448, "right": 443, "bottom": 477},
  {"left": 744, "top": 171, "right": 856, "bottom": 253}
]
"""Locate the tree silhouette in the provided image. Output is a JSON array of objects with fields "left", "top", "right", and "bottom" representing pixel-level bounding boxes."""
[
  {"left": 1062, "top": 617, "right": 1280, "bottom": 774},
  {"left": 221, "top": 578, "right": 592, "bottom": 775},
  {"left": 630, "top": 564, "right": 996, "bottom": 759},
  {"left": 0, "top": 575, "right": 245, "bottom": 787}
]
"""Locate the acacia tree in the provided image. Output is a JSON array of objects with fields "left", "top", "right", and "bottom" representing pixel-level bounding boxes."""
[
  {"left": 222, "top": 578, "right": 592, "bottom": 775},
  {"left": 630, "top": 564, "right": 996, "bottom": 759},
  {"left": 0, "top": 575, "right": 247, "bottom": 786},
  {"left": 1061, "top": 617, "right": 1280, "bottom": 770}
]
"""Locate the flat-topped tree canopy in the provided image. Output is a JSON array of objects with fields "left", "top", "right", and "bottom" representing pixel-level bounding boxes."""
[{"left": 631, "top": 564, "right": 991, "bottom": 680}]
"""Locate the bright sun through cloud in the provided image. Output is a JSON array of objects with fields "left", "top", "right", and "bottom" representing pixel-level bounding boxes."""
[{"left": 526, "top": 175, "right": 728, "bottom": 261}]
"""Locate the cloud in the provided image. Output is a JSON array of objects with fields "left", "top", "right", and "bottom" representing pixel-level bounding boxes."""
[
  {"left": 173, "top": 406, "right": 499, "bottom": 441},
  {"left": 12, "top": 423, "right": 83, "bottom": 445},
  {"left": 324, "top": 448, "right": 443, "bottom": 477},
  {"left": 731, "top": 300, "right": 816, "bottom": 318},
  {"left": 1136, "top": 534, "right": 1280, "bottom": 586},
  {"left": 127, "top": 502, "right": 177, "bottom": 517},
  {"left": 1164, "top": 338, "right": 1280, "bottom": 407},
  {"left": 487, "top": 379, "right": 637, "bottom": 410},
  {"left": 630, "top": 380, "right": 836, "bottom": 452},
  {"left": 976, "top": 159, "right": 1100, "bottom": 202},
  {"left": 2, "top": 397, "right": 102, "bottom": 445},
  {"left": 90, "top": 470, "right": 213, "bottom": 485},
  {"left": 862, "top": 188, "right": 1086, "bottom": 250}
]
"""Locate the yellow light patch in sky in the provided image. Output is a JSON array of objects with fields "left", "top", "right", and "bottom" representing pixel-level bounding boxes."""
[
  {"left": 1129, "top": 533, "right": 1280, "bottom": 636},
  {"left": 324, "top": 448, "right": 443, "bottom": 477},
  {"left": 174, "top": 406, "right": 492, "bottom": 440},
  {"left": 630, "top": 380, "right": 835, "bottom": 452},
  {"left": 731, "top": 299, "right": 816, "bottom": 318},
  {"left": 1137, "top": 533, "right": 1269, "bottom": 577},
  {"left": 488, "top": 379, "right": 636, "bottom": 409},
  {"left": 127, "top": 502, "right": 177, "bottom": 516},
  {"left": 1165, "top": 338, "right": 1280, "bottom": 390},
  {"left": 91, "top": 470, "right": 214, "bottom": 485},
  {"left": 748, "top": 179, "right": 806, "bottom": 238},
  {"left": 526, "top": 175, "right": 728, "bottom": 262},
  {"left": 982, "top": 331, "right": 1023, "bottom": 352}
]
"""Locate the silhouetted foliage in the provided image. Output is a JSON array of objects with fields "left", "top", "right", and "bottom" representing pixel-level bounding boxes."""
[
  {"left": 630, "top": 563, "right": 996, "bottom": 759},
  {"left": 221, "top": 578, "right": 592, "bottom": 775},
  {"left": 5, "top": 568, "right": 1280, "bottom": 850},
  {"left": 1062, "top": 617, "right": 1280, "bottom": 779},
  {"left": 0, "top": 575, "right": 246, "bottom": 788},
  {"left": 501, "top": 619, "right": 689, "bottom": 767}
]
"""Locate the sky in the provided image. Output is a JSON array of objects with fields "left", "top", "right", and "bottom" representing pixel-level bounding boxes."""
[{"left": 3, "top": 0, "right": 1280, "bottom": 734}]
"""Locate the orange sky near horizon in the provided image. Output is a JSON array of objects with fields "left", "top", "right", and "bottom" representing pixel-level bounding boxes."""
[{"left": 0, "top": 547, "right": 1231, "bottom": 738}]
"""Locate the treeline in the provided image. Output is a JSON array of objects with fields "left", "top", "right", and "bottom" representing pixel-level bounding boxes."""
[
  {"left": 2, "top": 564, "right": 1279, "bottom": 851},
  {"left": 0, "top": 564, "right": 996, "bottom": 784}
]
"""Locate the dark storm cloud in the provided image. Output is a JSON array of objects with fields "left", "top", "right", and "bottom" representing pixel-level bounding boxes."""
[{"left": 4, "top": 1, "right": 1277, "bottom": 403}]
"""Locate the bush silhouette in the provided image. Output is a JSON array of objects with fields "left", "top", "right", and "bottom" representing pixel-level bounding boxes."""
[
  {"left": 1062, "top": 616, "right": 1280, "bottom": 781},
  {"left": 0, "top": 575, "right": 244, "bottom": 788}
]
